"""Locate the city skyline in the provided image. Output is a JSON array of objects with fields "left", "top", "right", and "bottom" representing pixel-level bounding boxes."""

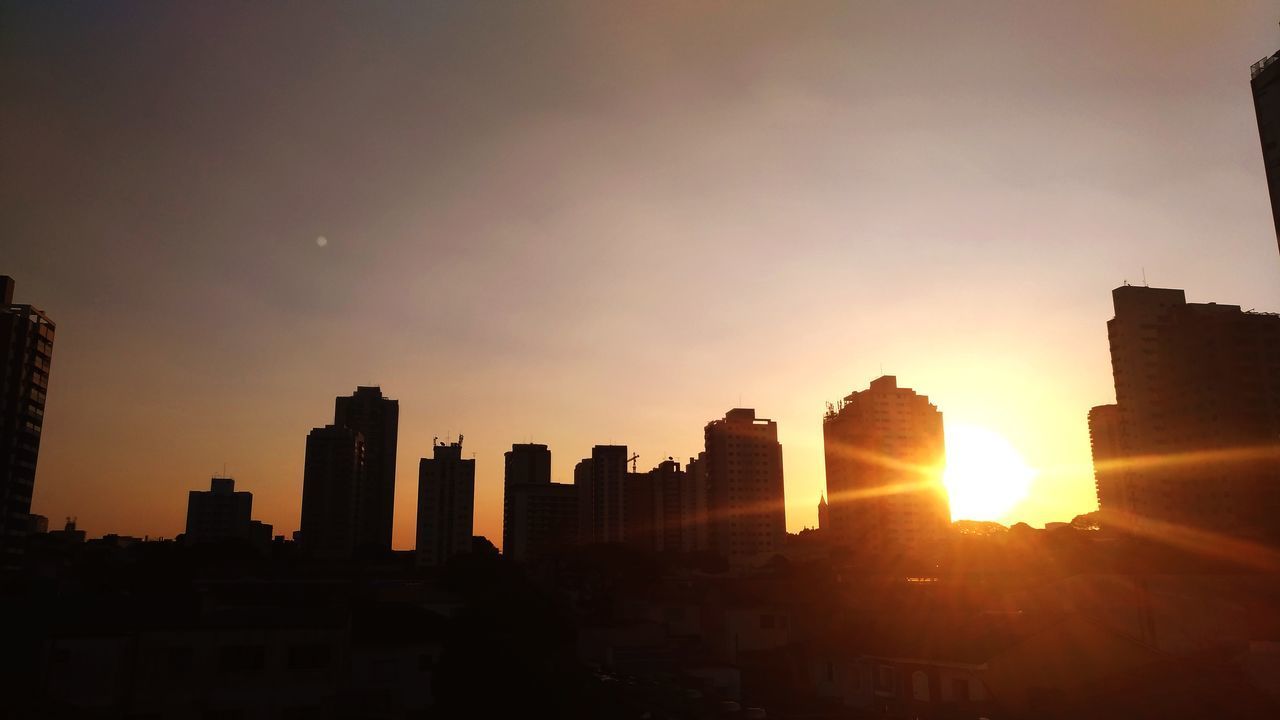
[{"left": 6, "top": 3, "right": 1280, "bottom": 549}]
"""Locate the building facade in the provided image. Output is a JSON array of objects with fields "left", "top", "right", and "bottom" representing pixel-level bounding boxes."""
[
  {"left": 299, "top": 425, "right": 366, "bottom": 559},
  {"left": 416, "top": 438, "right": 475, "bottom": 566},
  {"left": 333, "top": 386, "right": 399, "bottom": 554},
  {"left": 1252, "top": 48, "right": 1280, "bottom": 259},
  {"left": 502, "top": 443, "right": 577, "bottom": 561},
  {"left": 1091, "top": 285, "right": 1280, "bottom": 544},
  {"left": 703, "top": 409, "right": 786, "bottom": 564},
  {"left": 823, "top": 376, "right": 948, "bottom": 552},
  {"left": 1, "top": 276, "right": 55, "bottom": 570}
]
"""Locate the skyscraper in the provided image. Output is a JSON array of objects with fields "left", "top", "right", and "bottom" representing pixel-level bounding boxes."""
[
  {"left": 1251, "top": 48, "right": 1280, "bottom": 259},
  {"left": 823, "top": 376, "right": 948, "bottom": 552},
  {"left": 1091, "top": 285, "right": 1280, "bottom": 544},
  {"left": 575, "top": 445, "right": 628, "bottom": 545},
  {"left": 299, "top": 425, "right": 366, "bottom": 559},
  {"left": 1, "top": 276, "right": 55, "bottom": 570},
  {"left": 703, "top": 409, "right": 786, "bottom": 564},
  {"left": 502, "top": 443, "right": 577, "bottom": 561},
  {"left": 416, "top": 437, "right": 475, "bottom": 566},
  {"left": 334, "top": 386, "right": 399, "bottom": 553}
]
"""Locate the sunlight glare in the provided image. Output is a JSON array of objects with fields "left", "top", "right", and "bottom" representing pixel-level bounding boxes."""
[{"left": 943, "top": 424, "right": 1035, "bottom": 522}]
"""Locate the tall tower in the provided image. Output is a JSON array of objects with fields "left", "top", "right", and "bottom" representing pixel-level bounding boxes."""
[
  {"left": 823, "top": 376, "right": 948, "bottom": 552},
  {"left": 416, "top": 438, "right": 475, "bottom": 566},
  {"left": 574, "top": 445, "right": 628, "bottom": 545},
  {"left": 0, "top": 276, "right": 55, "bottom": 570},
  {"left": 501, "top": 443, "right": 576, "bottom": 561},
  {"left": 334, "top": 386, "right": 399, "bottom": 553},
  {"left": 704, "top": 409, "right": 786, "bottom": 564},
  {"left": 1092, "top": 285, "right": 1280, "bottom": 544},
  {"left": 299, "top": 425, "right": 366, "bottom": 559},
  {"left": 1251, "top": 48, "right": 1280, "bottom": 259}
]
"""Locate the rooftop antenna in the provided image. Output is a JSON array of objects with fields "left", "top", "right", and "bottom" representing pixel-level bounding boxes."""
[{"left": 1141, "top": 267, "right": 1148, "bottom": 287}]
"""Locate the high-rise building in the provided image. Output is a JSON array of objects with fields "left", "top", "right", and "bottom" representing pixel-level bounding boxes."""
[
  {"left": 1091, "top": 285, "right": 1280, "bottom": 544},
  {"left": 822, "top": 376, "right": 948, "bottom": 552},
  {"left": 817, "top": 493, "right": 829, "bottom": 532},
  {"left": 682, "top": 453, "right": 710, "bottom": 553},
  {"left": 334, "top": 386, "right": 399, "bottom": 553},
  {"left": 299, "top": 425, "right": 366, "bottom": 559},
  {"left": 703, "top": 409, "right": 786, "bottom": 564},
  {"left": 184, "top": 477, "right": 273, "bottom": 546},
  {"left": 575, "top": 445, "right": 628, "bottom": 545},
  {"left": 416, "top": 438, "right": 475, "bottom": 566},
  {"left": 623, "top": 459, "right": 691, "bottom": 553},
  {"left": 1251, "top": 48, "right": 1280, "bottom": 259},
  {"left": 1, "top": 276, "right": 55, "bottom": 570},
  {"left": 502, "top": 443, "right": 577, "bottom": 561}
]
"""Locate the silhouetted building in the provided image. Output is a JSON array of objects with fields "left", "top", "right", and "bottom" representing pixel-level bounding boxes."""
[
  {"left": 682, "top": 453, "right": 710, "bottom": 553},
  {"left": 334, "top": 386, "right": 399, "bottom": 553},
  {"left": 185, "top": 477, "right": 250, "bottom": 542},
  {"left": 623, "top": 459, "right": 692, "bottom": 553},
  {"left": 47, "top": 517, "right": 85, "bottom": 544},
  {"left": 817, "top": 493, "right": 829, "bottom": 532},
  {"left": 1092, "top": 285, "right": 1280, "bottom": 544},
  {"left": 299, "top": 425, "right": 366, "bottom": 559},
  {"left": 502, "top": 443, "right": 578, "bottom": 561},
  {"left": 416, "top": 438, "right": 475, "bottom": 566},
  {"left": 704, "top": 409, "right": 786, "bottom": 564},
  {"left": 1252, "top": 48, "right": 1280, "bottom": 258},
  {"left": 575, "top": 445, "right": 628, "bottom": 545},
  {"left": 1, "top": 276, "right": 55, "bottom": 570},
  {"left": 1087, "top": 403, "right": 1124, "bottom": 523},
  {"left": 503, "top": 443, "right": 551, "bottom": 552},
  {"left": 823, "top": 376, "right": 948, "bottom": 552},
  {"left": 184, "top": 477, "right": 273, "bottom": 546}
]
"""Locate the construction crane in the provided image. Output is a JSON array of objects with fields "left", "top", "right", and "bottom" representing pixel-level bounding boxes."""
[{"left": 626, "top": 453, "right": 640, "bottom": 473}]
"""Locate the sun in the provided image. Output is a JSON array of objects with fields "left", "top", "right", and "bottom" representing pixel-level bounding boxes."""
[{"left": 943, "top": 424, "right": 1035, "bottom": 522}]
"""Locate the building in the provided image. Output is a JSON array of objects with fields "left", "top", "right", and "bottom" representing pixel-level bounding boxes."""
[
  {"left": 623, "top": 459, "right": 692, "bottom": 553},
  {"left": 817, "top": 493, "right": 829, "bottom": 532},
  {"left": 575, "top": 445, "right": 628, "bottom": 545},
  {"left": 1087, "top": 404, "right": 1124, "bottom": 526},
  {"left": 299, "top": 425, "right": 366, "bottom": 559},
  {"left": 416, "top": 438, "right": 475, "bottom": 566},
  {"left": 333, "top": 386, "right": 399, "bottom": 554},
  {"left": 682, "top": 453, "right": 710, "bottom": 553},
  {"left": 1, "top": 276, "right": 55, "bottom": 570},
  {"left": 184, "top": 477, "right": 273, "bottom": 547},
  {"left": 1252, "top": 48, "right": 1280, "bottom": 259},
  {"left": 502, "top": 443, "right": 577, "bottom": 561},
  {"left": 822, "top": 376, "right": 948, "bottom": 552},
  {"left": 1090, "top": 285, "right": 1280, "bottom": 544},
  {"left": 703, "top": 409, "right": 786, "bottom": 564}
]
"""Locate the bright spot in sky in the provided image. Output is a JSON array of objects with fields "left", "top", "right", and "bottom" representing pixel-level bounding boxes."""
[
  {"left": 943, "top": 424, "right": 1036, "bottom": 522},
  {"left": 316, "top": 236, "right": 328, "bottom": 247}
]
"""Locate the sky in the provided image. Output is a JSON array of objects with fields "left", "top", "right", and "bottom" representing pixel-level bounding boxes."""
[{"left": 4, "top": 1, "right": 1279, "bottom": 549}]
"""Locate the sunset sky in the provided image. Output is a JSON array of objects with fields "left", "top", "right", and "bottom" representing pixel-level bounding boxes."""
[{"left": 4, "top": 2, "right": 1279, "bottom": 549}]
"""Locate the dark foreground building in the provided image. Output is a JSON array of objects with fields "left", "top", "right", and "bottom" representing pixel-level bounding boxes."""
[
  {"left": 0, "top": 276, "right": 55, "bottom": 570},
  {"left": 1090, "top": 285, "right": 1280, "bottom": 545}
]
